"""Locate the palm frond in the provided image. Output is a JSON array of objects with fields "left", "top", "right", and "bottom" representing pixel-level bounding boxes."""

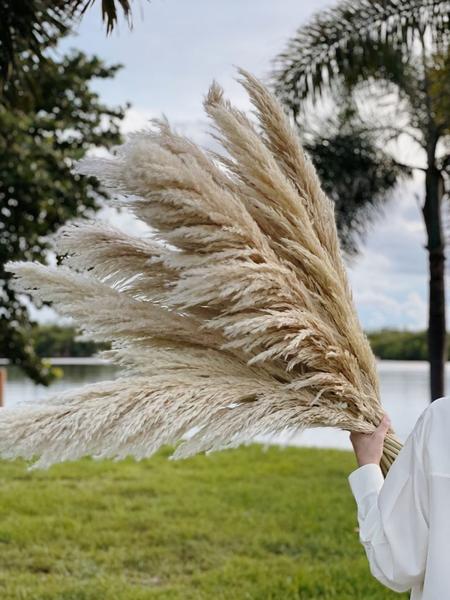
[
  {"left": 273, "top": 0, "right": 450, "bottom": 107},
  {"left": 301, "top": 105, "right": 410, "bottom": 255},
  {"left": 78, "top": 0, "right": 133, "bottom": 34}
]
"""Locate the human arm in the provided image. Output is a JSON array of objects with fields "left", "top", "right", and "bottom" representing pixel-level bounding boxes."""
[{"left": 348, "top": 413, "right": 429, "bottom": 592}]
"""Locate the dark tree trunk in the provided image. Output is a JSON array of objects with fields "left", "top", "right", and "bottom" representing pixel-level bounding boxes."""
[{"left": 423, "top": 166, "right": 446, "bottom": 401}]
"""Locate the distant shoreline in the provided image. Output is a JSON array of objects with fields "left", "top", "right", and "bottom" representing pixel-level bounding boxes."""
[{"left": 0, "top": 357, "right": 112, "bottom": 366}]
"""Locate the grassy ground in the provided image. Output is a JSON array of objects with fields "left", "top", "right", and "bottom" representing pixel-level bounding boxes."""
[{"left": 0, "top": 445, "right": 409, "bottom": 600}]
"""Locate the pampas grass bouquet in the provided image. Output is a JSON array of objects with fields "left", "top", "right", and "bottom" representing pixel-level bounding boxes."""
[{"left": 2, "top": 69, "right": 402, "bottom": 475}]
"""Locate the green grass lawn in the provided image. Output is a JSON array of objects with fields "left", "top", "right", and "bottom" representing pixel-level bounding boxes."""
[{"left": 0, "top": 445, "right": 409, "bottom": 600}]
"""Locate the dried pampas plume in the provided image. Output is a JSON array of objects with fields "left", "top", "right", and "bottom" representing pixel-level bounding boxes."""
[{"left": 3, "top": 69, "right": 402, "bottom": 473}]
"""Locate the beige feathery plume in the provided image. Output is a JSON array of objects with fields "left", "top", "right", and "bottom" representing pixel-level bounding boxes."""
[{"left": 3, "top": 68, "right": 402, "bottom": 473}]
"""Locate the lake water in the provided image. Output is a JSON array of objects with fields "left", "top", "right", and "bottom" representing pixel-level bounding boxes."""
[{"left": 2, "top": 360, "right": 448, "bottom": 451}]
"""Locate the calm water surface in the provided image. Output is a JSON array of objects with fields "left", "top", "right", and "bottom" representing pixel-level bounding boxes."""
[{"left": 3, "top": 360, "right": 448, "bottom": 451}]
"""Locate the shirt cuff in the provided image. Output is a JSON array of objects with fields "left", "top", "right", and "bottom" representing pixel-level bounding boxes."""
[{"left": 348, "top": 463, "right": 384, "bottom": 504}]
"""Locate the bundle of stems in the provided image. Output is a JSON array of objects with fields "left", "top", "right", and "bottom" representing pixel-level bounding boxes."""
[{"left": 3, "top": 69, "right": 402, "bottom": 474}]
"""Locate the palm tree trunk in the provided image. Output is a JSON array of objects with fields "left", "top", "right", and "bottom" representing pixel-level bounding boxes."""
[{"left": 423, "top": 166, "right": 446, "bottom": 401}]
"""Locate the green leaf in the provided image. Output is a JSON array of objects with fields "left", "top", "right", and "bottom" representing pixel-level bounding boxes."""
[{"left": 0, "top": 32, "right": 126, "bottom": 384}]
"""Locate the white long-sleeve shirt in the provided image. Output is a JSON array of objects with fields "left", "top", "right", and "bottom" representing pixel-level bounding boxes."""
[{"left": 348, "top": 396, "right": 450, "bottom": 599}]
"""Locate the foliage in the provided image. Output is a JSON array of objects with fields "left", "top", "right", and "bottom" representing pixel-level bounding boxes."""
[
  {"left": 0, "top": 0, "right": 135, "bottom": 81},
  {"left": 367, "top": 329, "right": 430, "bottom": 361},
  {"left": 274, "top": 0, "right": 450, "bottom": 106},
  {"left": 274, "top": 0, "right": 450, "bottom": 253},
  {"left": 0, "top": 445, "right": 408, "bottom": 599},
  {"left": 428, "top": 50, "right": 450, "bottom": 134},
  {"left": 29, "top": 324, "right": 109, "bottom": 358},
  {"left": 6, "top": 324, "right": 437, "bottom": 362},
  {"left": 302, "top": 106, "right": 408, "bottom": 255},
  {"left": 0, "top": 38, "right": 126, "bottom": 384},
  {"left": 81, "top": 0, "right": 134, "bottom": 33}
]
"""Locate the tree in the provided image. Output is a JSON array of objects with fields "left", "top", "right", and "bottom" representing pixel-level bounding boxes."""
[
  {"left": 0, "top": 0, "right": 135, "bottom": 81},
  {"left": 30, "top": 324, "right": 108, "bottom": 358},
  {"left": 0, "top": 35, "right": 126, "bottom": 384},
  {"left": 274, "top": 0, "right": 450, "bottom": 401},
  {"left": 301, "top": 103, "right": 409, "bottom": 256},
  {"left": 367, "top": 329, "right": 430, "bottom": 361}
]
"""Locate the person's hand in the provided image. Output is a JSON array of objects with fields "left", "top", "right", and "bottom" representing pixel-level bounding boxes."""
[{"left": 349, "top": 414, "right": 391, "bottom": 467}]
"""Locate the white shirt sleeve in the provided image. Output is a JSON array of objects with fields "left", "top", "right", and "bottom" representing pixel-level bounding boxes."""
[{"left": 348, "top": 415, "right": 429, "bottom": 593}]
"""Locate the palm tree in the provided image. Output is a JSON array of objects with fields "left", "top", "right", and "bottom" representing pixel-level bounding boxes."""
[
  {"left": 0, "top": 0, "right": 136, "bottom": 80},
  {"left": 274, "top": 0, "right": 450, "bottom": 401}
]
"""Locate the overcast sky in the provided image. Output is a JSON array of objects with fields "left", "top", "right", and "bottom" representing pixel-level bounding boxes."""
[{"left": 55, "top": 0, "right": 450, "bottom": 331}]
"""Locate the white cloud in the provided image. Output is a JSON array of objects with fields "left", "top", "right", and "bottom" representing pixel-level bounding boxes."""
[
  {"left": 120, "top": 107, "right": 158, "bottom": 133},
  {"left": 61, "top": 0, "right": 336, "bottom": 120},
  {"left": 346, "top": 176, "right": 450, "bottom": 330}
]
